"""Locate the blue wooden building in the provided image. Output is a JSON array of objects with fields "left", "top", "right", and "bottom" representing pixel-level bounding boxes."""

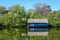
[{"left": 28, "top": 19, "right": 48, "bottom": 36}]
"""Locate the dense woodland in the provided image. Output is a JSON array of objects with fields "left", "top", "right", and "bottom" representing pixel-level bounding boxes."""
[
  {"left": 0, "top": 3, "right": 60, "bottom": 40},
  {"left": 0, "top": 3, "right": 60, "bottom": 29}
]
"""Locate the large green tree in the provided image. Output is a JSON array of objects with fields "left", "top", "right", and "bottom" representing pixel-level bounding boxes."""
[
  {"left": 8, "top": 4, "right": 26, "bottom": 28},
  {"left": 0, "top": 4, "right": 26, "bottom": 28},
  {"left": 47, "top": 10, "right": 60, "bottom": 28}
]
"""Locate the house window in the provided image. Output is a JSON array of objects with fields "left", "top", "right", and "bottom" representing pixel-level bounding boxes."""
[{"left": 28, "top": 23, "right": 48, "bottom": 32}]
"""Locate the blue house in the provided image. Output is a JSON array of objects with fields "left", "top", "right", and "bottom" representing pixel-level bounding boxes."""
[{"left": 28, "top": 19, "right": 48, "bottom": 36}]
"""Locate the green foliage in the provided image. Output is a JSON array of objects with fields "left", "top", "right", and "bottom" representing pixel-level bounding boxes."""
[
  {"left": 0, "top": 6, "right": 6, "bottom": 14},
  {"left": 48, "top": 28, "right": 60, "bottom": 40},
  {"left": 26, "top": 12, "right": 43, "bottom": 19},
  {"left": 30, "top": 13, "right": 35, "bottom": 19},
  {"left": 0, "top": 14, "right": 10, "bottom": 26},
  {"left": 0, "top": 4, "right": 26, "bottom": 28},
  {"left": 0, "top": 4, "right": 60, "bottom": 28},
  {"left": 46, "top": 10, "right": 60, "bottom": 27},
  {"left": 0, "top": 28, "right": 26, "bottom": 40},
  {"left": 35, "top": 14, "right": 43, "bottom": 19}
]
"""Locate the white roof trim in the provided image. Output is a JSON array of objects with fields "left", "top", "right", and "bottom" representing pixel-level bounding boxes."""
[{"left": 28, "top": 19, "right": 48, "bottom": 23}]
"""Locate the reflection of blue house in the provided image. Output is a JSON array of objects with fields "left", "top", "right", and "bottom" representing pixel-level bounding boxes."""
[
  {"left": 29, "top": 28, "right": 48, "bottom": 32},
  {"left": 28, "top": 19, "right": 48, "bottom": 36}
]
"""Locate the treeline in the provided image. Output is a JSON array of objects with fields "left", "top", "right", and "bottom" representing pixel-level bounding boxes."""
[{"left": 0, "top": 3, "right": 60, "bottom": 29}]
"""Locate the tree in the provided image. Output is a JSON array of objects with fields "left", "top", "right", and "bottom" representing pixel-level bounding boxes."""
[
  {"left": 0, "top": 4, "right": 27, "bottom": 28},
  {"left": 8, "top": 4, "right": 26, "bottom": 28},
  {"left": 27, "top": 8, "right": 43, "bottom": 19},
  {"left": 26, "top": 9, "right": 35, "bottom": 19},
  {"left": 34, "top": 3, "right": 51, "bottom": 16},
  {"left": 0, "top": 6, "right": 7, "bottom": 14},
  {"left": 47, "top": 10, "right": 60, "bottom": 28},
  {"left": 54, "top": 10, "right": 60, "bottom": 26}
]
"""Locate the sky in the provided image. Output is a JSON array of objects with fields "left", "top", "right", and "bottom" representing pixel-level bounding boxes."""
[{"left": 0, "top": 0, "right": 60, "bottom": 11}]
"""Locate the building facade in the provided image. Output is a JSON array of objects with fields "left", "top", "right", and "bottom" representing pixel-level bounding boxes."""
[{"left": 28, "top": 19, "right": 48, "bottom": 36}]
